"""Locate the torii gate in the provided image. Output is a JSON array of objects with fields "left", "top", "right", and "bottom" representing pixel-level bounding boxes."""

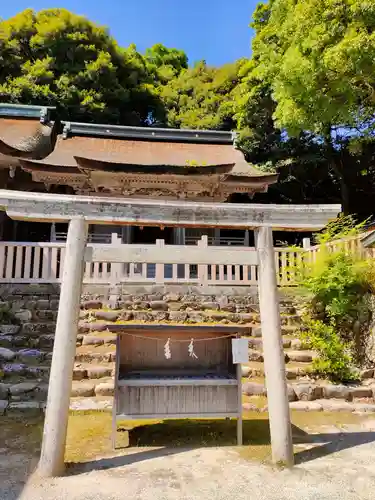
[{"left": 0, "top": 190, "right": 340, "bottom": 476}]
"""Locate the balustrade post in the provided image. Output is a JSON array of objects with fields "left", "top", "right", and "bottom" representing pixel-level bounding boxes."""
[{"left": 155, "top": 239, "right": 165, "bottom": 284}]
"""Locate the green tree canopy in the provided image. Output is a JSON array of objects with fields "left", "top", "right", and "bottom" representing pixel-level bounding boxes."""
[
  {"left": 159, "top": 59, "right": 246, "bottom": 130},
  {"left": 0, "top": 8, "right": 160, "bottom": 124},
  {"left": 250, "top": 0, "right": 375, "bottom": 135}
]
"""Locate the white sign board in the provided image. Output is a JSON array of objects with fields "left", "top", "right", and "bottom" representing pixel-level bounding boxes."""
[{"left": 231, "top": 338, "right": 249, "bottom": 364}]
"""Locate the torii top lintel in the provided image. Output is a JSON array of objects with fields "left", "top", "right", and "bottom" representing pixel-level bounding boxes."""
[{"left": 0, "top": 190, "right": 341, "bottom": 231}]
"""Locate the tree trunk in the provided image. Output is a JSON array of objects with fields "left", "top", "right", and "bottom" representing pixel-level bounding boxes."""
[{"left": 331, "top": 158, "right": 350, "bottom": 214}]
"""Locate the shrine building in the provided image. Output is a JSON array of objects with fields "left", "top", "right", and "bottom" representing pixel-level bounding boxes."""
[{"left": 0, "top": 104, "right": 277, "bottom": 245}]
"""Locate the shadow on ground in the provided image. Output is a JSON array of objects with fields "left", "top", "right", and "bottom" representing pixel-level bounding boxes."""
[
  {"left": 0, "top": 416, "right": 43, "bottom": 500},
  {"left": 68, "top": 418, "right": 375, "bottom": 475}
]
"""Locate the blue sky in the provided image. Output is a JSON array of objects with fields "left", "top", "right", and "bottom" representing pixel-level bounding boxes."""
[{"left": 2, "top": 0, "right": 259, "bottom": 66}]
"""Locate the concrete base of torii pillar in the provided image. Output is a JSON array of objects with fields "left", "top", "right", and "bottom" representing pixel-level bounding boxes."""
[
  {"left": 38, "top": 217, "right": 88, "bottom": 477},
  {"left": 256, "top": 226, "right": 294, "bottom": 466}
]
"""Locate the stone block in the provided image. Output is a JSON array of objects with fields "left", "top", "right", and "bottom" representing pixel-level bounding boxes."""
[
  {"left": 8, "top": 401, "right": 41, "bottom": 416},
  {"left": 248, "top": 349, "right": 263, "bottom": 362},
  {"left": 241, "top": 366, "right": 252, "bottom": 377},
  {"left": 167, "top": 302, "right": 184, "bottom": 311},
  {"left": 34, "top": 384, "right": 49, "bottom": 401},
  {"left": 149, "top": 301, "right": 168, "bottom": 311},
  {"left": 0, "top": 383, "right": 9, "bottom": 399},
  {"left": 36, "top": 310, "right": 57, "bottom": 321},
  {"left": 287, "top": 385, "right": 297, "bottom": 402},
  {"left": 0, "top": 347, "right": 16, "bottom": 361},
  {"left": 151, "top": 311, "right": 169, "bottom": 322},
  {"left": 71, "top": 382, "right": 95, "bottom": 397},
  {"left": 168, "top": 311, "right": 188, "bottom": 323},
  {"left": 286, "top": 351, "right": 314, "bottom": 363},
  {"left": 73, "top": 367, "right": 88, "bottom": 381},
  {"left": 82, "top": 336, "right": 104, "bottom": 346},
  {"left": 94, "top": 310, "right": 120, "bottom": 322},
  {"left": 14, "top": 310, "right": 32, "bottom": 322},
  {"left": 95, "top": 382, "right": 114, "bottom": 396},
  {"left": 164, "top": 293, "right": 181, "bottom": 303},
  {"left": 349, "top": 386, "right": 373, "bottom": 399},
  {"left": 323, "top": 384, "right": 352, "bottom": 401},
  {"left": 2, "top": 363, "right": 27, "bottom": 376},
  {"left": 118, "top": 311, "right": 133, "bottom": 322},
  {"left": 70, "top": 397, "right": 112, "bottom": 411},
  {"left": 119, "top": 301, "right": 133, "bottom": 310},
  {"left": 289, "top": 401, "right": 323, "bottom": 411},
  {"left": 21, "top": 323, "right": 54, "bottom": 335},
  {"left": 0, "top": 400, "right": 8, "bottom": 415},
  {"left": 360, "top": 369, "right": 374, "bottom": 380},
  {"left": 78, "top": 321, "right": 107, "bottom": 333},
  {"left": 10, "top": 335, "right": 30, "bottom": 347},
  {"left": 242, "top": 402, "right": 260, "bottom": 412},
  {"left": 81, "top": 300, "right": 102, "bottom": 310},
  {"left": 36, "top": 300, "right": 50, "bottom": 310},
  {"left": 251, "top": 327, "right": 262, "bottom": 338},
  {"left": 294, "top": 384, "right": 323, "bottom": 401},
  {"left": 38, "top": 335, "right": 55, "bottom": 348},
  {"left": 49, "top": 299, "right": 59, "bottom": 310},
  {"left": 86, "top": 366, "right": 113, "bottom": 379},
  {"left": 242, "top": 382, "right": 267, "bottom": 396},
  {"left": 17, "top": 349, "right": 44, "bottom": 365},
  {"left": 132, "top": 311, "right": 151, "bottom": 322},
  {"left": 24, "top": 300, "right": 37, "bottom": 310},
  {"left": 220, "top": 304, "right": 236, "bottom": 313},
  {"left": 0, "top": 325, "right": 20, "bottom": 336},
  {"left": 201, "top": 302, "right": 220, "bottom": 311}
]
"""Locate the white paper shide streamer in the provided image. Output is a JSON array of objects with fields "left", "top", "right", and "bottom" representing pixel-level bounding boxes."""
[
  {"left": 164, "top": 338, "right": 171, "bottom": 359},
  {"left": 188, "top": 338, "right": 198, "bottom": 359}
]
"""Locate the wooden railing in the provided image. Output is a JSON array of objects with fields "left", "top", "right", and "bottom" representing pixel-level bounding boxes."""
[
  {"left": 0, "top": 238, "right": 260, "bottom": 286},
  {"left": 1, "top": 234, "right": 371, "bottom": 287}
]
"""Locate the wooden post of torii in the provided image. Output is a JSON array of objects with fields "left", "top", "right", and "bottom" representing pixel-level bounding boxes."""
[{"left": 0, "top": 190, "right": 340, "bottom": 476}]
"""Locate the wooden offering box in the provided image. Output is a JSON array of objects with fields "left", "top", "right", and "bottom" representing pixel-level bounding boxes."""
[{"left": 109, "top": 324, "right": 248, "bottom": 447}]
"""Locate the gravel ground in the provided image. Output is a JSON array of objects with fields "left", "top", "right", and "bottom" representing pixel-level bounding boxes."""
[{"left": 3, "top": 421, "right": 375, "bottom": 500}]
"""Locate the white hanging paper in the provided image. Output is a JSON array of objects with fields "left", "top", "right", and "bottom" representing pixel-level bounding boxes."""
[
  {"left": 231, "top": 338, "right": 248, "bottom": 364},
  {"left": 188, "top": 338, "right": 198, "bottom": 359},
  {"left": 164, "top": 338, "right": 171, "bottom": 359}
]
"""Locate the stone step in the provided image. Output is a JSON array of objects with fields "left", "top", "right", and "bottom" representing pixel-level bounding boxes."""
[
  {"left": 73, "top": 363, "right": 114, "bottom": 381},
  {"left": 1, "top": 363, "right": 50, "bottom": 381},
  {"left": 242, "top": 380, "right": 375, "bottom": 404},
  {"left": 243, "top": 360, "right": 312, "bottom": 379},
  {"left": 75, "top": 344, "right": 116, "bottom": 363},
  {"left": 71, "top": 378, "right": 114, "bottom": 398},
  {"left": 20, "top": 322, "right": 56, "bottom": 335}
]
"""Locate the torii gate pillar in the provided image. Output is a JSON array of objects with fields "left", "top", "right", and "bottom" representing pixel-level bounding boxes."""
[
  {"left": 256, "top": 226, "right": 294, "bottom": 466},
  {"left": 38, "top": 217, "right": 88, "bottom": 477}
]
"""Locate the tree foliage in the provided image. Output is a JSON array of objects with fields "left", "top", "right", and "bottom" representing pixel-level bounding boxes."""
[{"left": 0, "top": 9, "right": 172, "bottom": 124}]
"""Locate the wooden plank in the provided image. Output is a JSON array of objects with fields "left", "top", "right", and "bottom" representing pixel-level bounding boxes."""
[
  {"left": 50, "top": 247, "right": 58, "bottom": 280},
  {"left": 24, "top": 246, "right": 32, "bottom": 279},
  {"left": 33, "top": 247, "right": 41, "bottom": 279},
  {"left": 88, "top": 244, "right": 258, "bottom": 266},
  {"left": 117, "top": 379, "right": 238, "bottom": 387},
  {"left": 0, "top": 245, "right": 5, "bottom": 279},
  {"left": 5, "top": 246, "right": 14, "bottom": 278},
  {"left": 42, "top": 247, "right": 50, "bottom": 279},
  {"left": 14, "top": 246, "right": 23, "bottom": 278}
]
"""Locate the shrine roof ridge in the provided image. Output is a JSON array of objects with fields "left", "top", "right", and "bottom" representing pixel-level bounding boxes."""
[{"left": 61, "top": 121, "right": 236, "bottom": 144}]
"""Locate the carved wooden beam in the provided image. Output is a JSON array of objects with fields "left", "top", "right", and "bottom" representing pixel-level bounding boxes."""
[{"left": 0, "top": 189, "right": 341, "bottom": 231}]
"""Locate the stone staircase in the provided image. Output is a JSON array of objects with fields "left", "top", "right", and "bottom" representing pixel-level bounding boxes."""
[{"left": 1, "top": 289, "right": 375, "bottom": 415}]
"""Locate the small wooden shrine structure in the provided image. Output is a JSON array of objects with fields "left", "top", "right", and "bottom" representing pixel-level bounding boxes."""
[{"left": 109, "top": 324, "right": 250, "bottom": 447}]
